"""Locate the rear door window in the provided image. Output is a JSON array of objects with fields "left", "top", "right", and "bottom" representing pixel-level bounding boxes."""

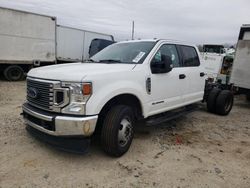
[{"left": 179, "top": 46, "right": 200, "bottom": 67}]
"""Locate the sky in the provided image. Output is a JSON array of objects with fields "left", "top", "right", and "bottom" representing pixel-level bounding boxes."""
[{"left": 0, "top": 0, "right": 249, "bottom": 44}]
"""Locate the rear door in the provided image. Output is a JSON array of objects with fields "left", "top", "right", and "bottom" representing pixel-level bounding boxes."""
[{"left": 177, "top": 45, "right": 205, "bottom": 104}]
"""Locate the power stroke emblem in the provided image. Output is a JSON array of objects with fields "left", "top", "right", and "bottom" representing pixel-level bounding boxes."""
[{"left": 27, "top": 87, "right": 39, "bottom": 99}]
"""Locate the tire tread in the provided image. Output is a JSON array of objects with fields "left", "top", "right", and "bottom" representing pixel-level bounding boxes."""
[
  {"left": 101, "top": 105, "right": 134, "bottom": 157},
  {"left": 207, "top": 88, "right": 221, "bottom": 113},
  {"left": 215, "top": 90, "right": 233, "bottom": 115}
]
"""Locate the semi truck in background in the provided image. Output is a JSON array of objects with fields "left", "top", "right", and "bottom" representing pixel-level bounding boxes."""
[
  {"left": 230, "top": 24, "right": 250, "bottom": 100},
  {"left": 0, "top": 7, "right": 115, "bottom": 81}
]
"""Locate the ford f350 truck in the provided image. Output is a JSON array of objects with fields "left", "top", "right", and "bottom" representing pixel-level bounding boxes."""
[{"left": 22, "top": 39, "right": 234, "bottom": 157}]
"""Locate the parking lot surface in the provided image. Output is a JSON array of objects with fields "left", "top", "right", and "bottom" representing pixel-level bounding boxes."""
[{"left": 1, "top": 81, "right": 250, "bottom": 188}]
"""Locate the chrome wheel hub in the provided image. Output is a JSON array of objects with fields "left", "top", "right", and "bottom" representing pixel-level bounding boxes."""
[{"left": 118, "top": 117, "right": 132, "bottom": 147}]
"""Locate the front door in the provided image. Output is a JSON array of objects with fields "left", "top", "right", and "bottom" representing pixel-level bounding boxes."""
[{"left": 148, "top": 44, "right": 186, "bottom": 116}]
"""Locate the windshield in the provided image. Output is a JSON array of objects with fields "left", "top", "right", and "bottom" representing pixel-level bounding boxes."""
[{"left": 90, "top": 41, "right": 156, "bottom": 64}]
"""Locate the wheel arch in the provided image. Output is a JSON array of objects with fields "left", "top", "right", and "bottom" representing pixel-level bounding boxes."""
[
  {"left": 93, "top": 93, "right": 144, "bottom": 136},
  {"left": 99, "top": 93, "right": 144, "bottom": 120}
]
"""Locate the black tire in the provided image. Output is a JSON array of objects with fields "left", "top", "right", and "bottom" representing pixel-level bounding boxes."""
[
  {"left": 3, "top": 65, "right": 24, "bottom": 81},
  {"left": 215, "top": 90, "right": 234, "bottom": 115},
  {"left": 207, "top": 88, "right": 221, "bottom": 113},
  {"left": 101, "top": 105, "right": 135, "bottom": 157}
]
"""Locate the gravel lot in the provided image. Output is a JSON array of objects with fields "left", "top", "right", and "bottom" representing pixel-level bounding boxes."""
[{"left": 1, "top": 81, "right": 250, "bottom": 188}]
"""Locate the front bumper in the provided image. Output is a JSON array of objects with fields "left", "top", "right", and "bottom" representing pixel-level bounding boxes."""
[
  {"left": 22, "top": 103, "right": 98, "bottom": 137},
  {"left": 26, "top": 125, "right": 91, "bottom": 154}
]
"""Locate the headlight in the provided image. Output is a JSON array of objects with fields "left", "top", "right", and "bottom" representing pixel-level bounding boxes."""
[{"left": 61, "top": 82, "right": 92, "bottom": 115}]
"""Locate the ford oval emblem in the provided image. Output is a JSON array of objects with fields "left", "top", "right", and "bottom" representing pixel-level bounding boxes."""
[{"left": 28, "top": 87, "right": 39, "bottom": 99}]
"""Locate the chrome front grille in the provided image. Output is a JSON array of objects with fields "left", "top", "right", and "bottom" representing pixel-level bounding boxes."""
[
  {"left": 26, "top": 77, "right": 70, "bottom": 112},
  {"left": 27, "top": 78, "right": 54, "bottom": 111}
]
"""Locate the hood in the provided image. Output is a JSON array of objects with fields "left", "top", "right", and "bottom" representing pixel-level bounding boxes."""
[{"left": 28, "top": 62, "right": 136, "bottom": 82}]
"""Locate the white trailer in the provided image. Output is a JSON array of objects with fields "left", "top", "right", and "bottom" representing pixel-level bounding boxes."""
[
  {"left": 56, "top": 25, "right": 114, "bottom": 62},
  {"left": 230, "top": 24, "right": 250, "bottom": 99},
  {"left": 0, "top": 7, "right": 114, "bottom": 81},
  {"left": 0, "top": 7, "right": 56, "bottom": 80}
]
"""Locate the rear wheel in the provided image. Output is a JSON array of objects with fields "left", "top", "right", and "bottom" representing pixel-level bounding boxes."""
[
  {"left": 101, "top": 105, "right": 135, "bottom": 157},
  {"left": 215, "top": 90, "right": 234, "bottom": 115},
  {"left": 4, "top": 65, "right": 24, "bottom": 81},
  {"left": 207, "top": 88, "right": 221, "bottom": 113}
]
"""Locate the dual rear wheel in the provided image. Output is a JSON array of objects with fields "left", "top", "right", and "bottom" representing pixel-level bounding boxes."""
[{"left": 207, "top": 88, "right": 234, "bottom": 115}]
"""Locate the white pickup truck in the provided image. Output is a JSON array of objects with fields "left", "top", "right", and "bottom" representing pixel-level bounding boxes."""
[{"left": 22, "top": 39, "right": 234, "bottom": 157}]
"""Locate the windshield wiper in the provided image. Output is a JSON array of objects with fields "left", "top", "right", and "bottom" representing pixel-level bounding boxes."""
[{"left": 98, "top": 59, "right": 121, "bottom": 64}]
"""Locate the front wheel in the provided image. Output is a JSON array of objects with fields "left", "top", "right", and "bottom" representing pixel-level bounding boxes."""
[{"left": 101, "top": 105, "right": 135, "bottom": 157}]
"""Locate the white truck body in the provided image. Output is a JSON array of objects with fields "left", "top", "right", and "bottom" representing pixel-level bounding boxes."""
[
  {"left": 201, "top": 45, "right": 235, "bottom": 85},
  {"left": 201, "top": 53, "right": 224, "bottom": 79},
  {"left": 24, "top": 39, "right": 205, "bottom": 126},
  {"left": 0, "top": 7, "right": 56, "bottom": 63},
  {"left": 0, "top": 7, "right": 114, "bottom": 64},
  {"left": 0, "top": 7, "right": 114, "bottom": 81},
  {"left": 230, "top": 25, "right": 250, "bottom": 90},
  {"left": 56, "top": 26, "right": 114, "bottom": 62},
  {"left": 22, "top": 39, "right": 233, "bottom": 156}
]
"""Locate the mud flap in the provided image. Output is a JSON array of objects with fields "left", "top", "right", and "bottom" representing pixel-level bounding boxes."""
[{"left": 26, "top": 126, "right": 90, "bottom": 154}]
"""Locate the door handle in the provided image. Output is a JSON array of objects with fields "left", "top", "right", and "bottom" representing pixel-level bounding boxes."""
[
  {"left": 179, "top": 74, "right": 186, "bottom": 79},
  {"left": 200, "top": 72, "right": 205, "bottom": 77}
]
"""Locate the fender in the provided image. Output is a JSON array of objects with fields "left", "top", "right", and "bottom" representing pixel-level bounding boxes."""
[{"left": 85, "top": 80, "right": 150, "bottom": 117}]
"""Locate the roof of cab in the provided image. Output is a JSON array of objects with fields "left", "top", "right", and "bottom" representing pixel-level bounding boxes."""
[
  {"left": 118, "top": 39, "right": 196, "bottom": 47},
  {"left": 242, "top": 24, "right": 250, "bottom": 28}
]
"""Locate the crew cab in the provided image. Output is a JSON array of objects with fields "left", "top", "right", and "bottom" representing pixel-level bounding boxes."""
[{"left": 22, "top": 39, "right": 234, "bottom": 157}]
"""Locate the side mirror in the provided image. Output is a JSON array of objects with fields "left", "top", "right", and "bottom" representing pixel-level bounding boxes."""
[{"left": 151, "top": 55, "right": 173, "bottom": 74}]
